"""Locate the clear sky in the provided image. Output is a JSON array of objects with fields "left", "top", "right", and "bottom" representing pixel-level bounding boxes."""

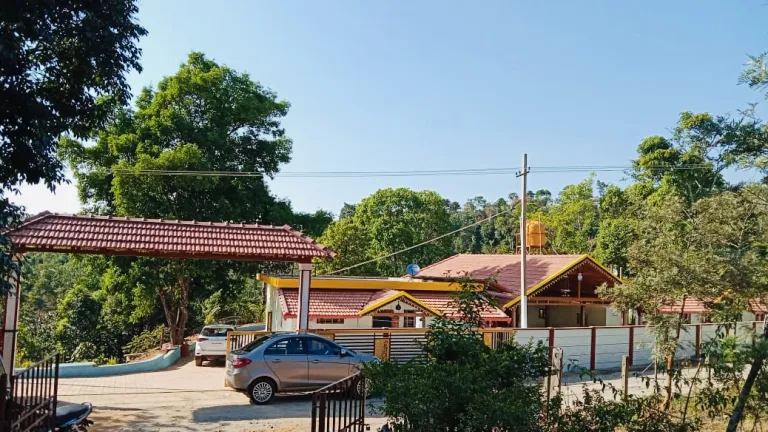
[{"left": 14, "top": 0, "right": 768, "bottom": 217}]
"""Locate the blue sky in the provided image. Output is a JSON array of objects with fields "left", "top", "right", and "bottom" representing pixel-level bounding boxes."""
[{"left": 16, "top": 0, "right": 768, "bottom": 216}]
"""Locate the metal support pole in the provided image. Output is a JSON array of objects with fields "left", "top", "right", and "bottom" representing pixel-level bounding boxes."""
[
  {"left": 518, "top": 153, "right": 529, "bottom": 328},
  {"left": 1, "top": 254, "right": 22, "bottom": 376},
  {"left": 297, "top": 263, "right": 312, "bottom": 331}
]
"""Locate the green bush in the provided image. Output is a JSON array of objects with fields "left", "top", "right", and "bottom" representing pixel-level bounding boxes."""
[{"left": 123, "top": 326, "right": 165, "bottom": 354}]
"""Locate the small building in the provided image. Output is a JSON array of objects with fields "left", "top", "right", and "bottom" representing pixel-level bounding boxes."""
[
  {"left": 415, "top": 254, "right": 624, "bottom": 328},
  {"left": 259, "top": 275, "right": 511, "bottom": 331},
  {"left": 260, "top": 253, "right": 625, "bottom": 331}
]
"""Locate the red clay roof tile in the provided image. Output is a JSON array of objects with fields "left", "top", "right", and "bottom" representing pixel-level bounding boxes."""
[
  {"left": 7, "top": 212, "right": 335, "bottom": 262},
  {"left": 278, "top": 288, "right": 509, "bottom": 322},
  {"left": 415, "top": 254, "right": 584, "bottom": 296}
]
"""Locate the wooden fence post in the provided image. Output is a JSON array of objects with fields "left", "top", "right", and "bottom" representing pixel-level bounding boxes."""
[
  {"left": 590, "top": 327, "right": 597, "bottom": 370},
  {"left": 548, "top": 327, "right": 555, "bottom": 364},
  {"left": 621, "top": 355, "right": 629, "bottom": 401}
]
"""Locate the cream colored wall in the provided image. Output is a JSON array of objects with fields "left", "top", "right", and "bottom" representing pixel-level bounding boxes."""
[
  {"left": 526, "top": 306, "right": 547, "bottom": 327},
  {"left": 586, "top": 306, "right": 607, "bottom": 326},
  {"left": 547, "top": 306, "right": 581, "bottom": 327},
  {"left": 525, "top": 305, "right": 615, "bottom": 328},
  {"left": 606, "top": 308, "right": 623, "bottom": 326}
]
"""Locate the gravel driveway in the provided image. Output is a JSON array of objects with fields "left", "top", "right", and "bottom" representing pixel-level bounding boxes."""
[{"left": 57, "top": 357, "right": 387, "bottom": 432}]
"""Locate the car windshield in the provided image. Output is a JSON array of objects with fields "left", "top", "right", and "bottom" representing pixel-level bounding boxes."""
[
  {"left": 201, "top": 327, "right": 231, "bottom": 337},
  {"left": 232, "top": 335, "right": 273, "bottom": 354}
]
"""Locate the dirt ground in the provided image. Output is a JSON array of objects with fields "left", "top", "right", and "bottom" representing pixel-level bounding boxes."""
[{"left": 57, "top": 357, "right": 387, "bottom": 432}]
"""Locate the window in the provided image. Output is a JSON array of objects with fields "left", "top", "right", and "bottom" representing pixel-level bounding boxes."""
[
  {"left": 317, "top": 318, "right": 345, "bottom": 325},
  {"left": 757, "top": 314, "right": 765, "bottom": 322},
  {"left": 233, "top": 335, "right": 273, "bottom": 354},
  {"left": 538, "top": 308, "right": 547, "bottom": 319},
  {"left": 403, "top": 316, "right": 416, "bottom": 328},
  {"left": 372, "top": 316, "right": 393, "bottom": 328},
  {"left": 306, "top": 338, "right": 340, "bottom": 356},
  {"left": 201, "top": 326, "right": 232, "bottom": 337},
  {"left": 265, "top": 337, "right": 305, "bottom": 355},
  {"left": 682, "top": 314, "right": 692, "bottom": 324}
]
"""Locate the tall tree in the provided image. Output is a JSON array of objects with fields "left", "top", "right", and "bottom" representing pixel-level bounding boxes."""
[
  {"left": 544, "top": 176, "right": 600, "bottom": 254},
  {"left": 62, "top": 52, "right": 296, "bottom": 343},
  {"left": 317, "top": 188, "right": 453, "bottom": 276},
  {"left": 0, "top": 0, "right": 146, "bottom": 294},
  {"left": 600, "top": 191, "right": 768, "bottom": 410}
]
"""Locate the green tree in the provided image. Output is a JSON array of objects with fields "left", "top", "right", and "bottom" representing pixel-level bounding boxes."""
[
  {"left": 0, "top": 0, "right": 146, "bottom": 295},
  {"left": 353, "top": 188, "right": 454, "bottom": 275},
  {"left": 600, "top": 191, "right": 768, "bottom": 411},
  {"left": 364, "top": 279, "right": 551, "bottom": 432},
  {"left": 544, "top": 176, "right": 599, "bottom": 254},
  {"left": 315, "top": 218, "right": 372, "bottom": 276},
  {"left": 62, "top": 52, "right": 298, "bottom": 344}
]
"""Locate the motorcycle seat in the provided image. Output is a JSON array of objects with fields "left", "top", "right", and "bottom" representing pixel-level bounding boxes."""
[{"left": 55, "top": 403, "right": 91, "bottom": 426}]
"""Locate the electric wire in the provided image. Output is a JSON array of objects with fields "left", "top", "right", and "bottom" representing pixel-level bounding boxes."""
[{"left": 107, "top": 164, "right": 717, "bottom": 178}]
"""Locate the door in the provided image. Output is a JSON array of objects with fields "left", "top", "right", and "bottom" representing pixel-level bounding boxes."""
[
  {"left": 263, "top": 337, "right": 309, "bottom": 390},
  {"left": 305, "top": 337, "right": 351, "bottom": 387}
]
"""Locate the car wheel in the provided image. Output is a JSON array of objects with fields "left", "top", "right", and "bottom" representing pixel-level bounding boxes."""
[
  {"left": 248, "top": 378, "right": 276, "bottom": 405},
  {"left": 195, "top": 356, "right": 203, "bottom": 367},
  {"left": 352, "top": 376, "right": 370, "bottom": 399}
]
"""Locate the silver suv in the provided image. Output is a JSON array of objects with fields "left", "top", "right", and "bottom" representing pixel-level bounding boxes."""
[{"left": 226, "top": 332, "right": 376, "bottom": 404}]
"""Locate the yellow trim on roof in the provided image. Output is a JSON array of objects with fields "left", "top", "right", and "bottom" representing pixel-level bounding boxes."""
[
  {"left": 502, "top": 255, "right": 622, "bottom": 309},
  {"left": 358, "top": 291, "right": 443, "bottom": 317},
  {"left": 256, "top": 274, "right": 472, "bottom": 291}
]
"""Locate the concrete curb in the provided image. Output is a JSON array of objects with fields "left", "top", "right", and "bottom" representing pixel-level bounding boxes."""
[{"left": 17, "top": 343, "right": 195, "bottom": 378}]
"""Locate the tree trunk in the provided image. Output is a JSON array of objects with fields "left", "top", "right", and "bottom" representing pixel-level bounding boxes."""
[
  {"left": 661, "top": 297, "right": 686, "bottom": 411},
  {"left": 726, "top": 323, "right": 768, "bottom": 432},
  {"left": 156, "top": 276, "right": 191, "bottom": 346}
]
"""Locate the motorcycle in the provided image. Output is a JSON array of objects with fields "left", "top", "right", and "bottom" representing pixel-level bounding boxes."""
[{"left": 53, "top": 402, "right": 93, "bottom": 431}]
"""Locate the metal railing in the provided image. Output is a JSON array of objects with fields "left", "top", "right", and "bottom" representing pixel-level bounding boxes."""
[
  {"left": 311, "top": 372, "right": 366, "bottom": 432},
  {"left": 4, "top": 353, "right": 60, "bottom": 432}
]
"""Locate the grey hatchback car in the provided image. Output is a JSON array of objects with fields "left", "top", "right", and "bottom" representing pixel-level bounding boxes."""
[{"left": 226, "top": 332, "right": 377, "bottom": 404}]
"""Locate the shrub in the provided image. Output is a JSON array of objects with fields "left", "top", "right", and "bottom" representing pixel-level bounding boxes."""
[{"left": 123, "top": 326, "right": 165, "bottom": 354}]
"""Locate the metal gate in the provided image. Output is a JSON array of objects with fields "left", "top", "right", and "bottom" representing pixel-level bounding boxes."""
[
  {"left": 311, "top": 373, "right": 366, "bottom": 432},
  {"left": 1, "top": 353, "right": 60, "bottom": 432}
]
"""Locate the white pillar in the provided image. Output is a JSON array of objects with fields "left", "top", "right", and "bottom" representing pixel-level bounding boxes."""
[
  {"left": 297, "top": 263, "right": 312, "bottom": 331},
  {"left": 1, "top": 256, "right": 21, "bottom": 376}
]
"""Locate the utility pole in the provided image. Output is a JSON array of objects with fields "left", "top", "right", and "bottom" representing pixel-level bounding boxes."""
[{"left": 517, "top": 153, "right": 529, "bottom": 328}]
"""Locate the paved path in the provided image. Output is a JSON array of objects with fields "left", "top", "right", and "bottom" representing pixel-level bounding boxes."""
[{"left": 58, "top": 357, "right": 387, "bottom": 432}]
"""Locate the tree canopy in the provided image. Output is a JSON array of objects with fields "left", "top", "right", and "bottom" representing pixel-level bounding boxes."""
[
  {"left": 0, "top": 0, "right": 146, "bottom": 295},
  {"left": 60, "top": 52, "right": 317, "bottom": 344}
]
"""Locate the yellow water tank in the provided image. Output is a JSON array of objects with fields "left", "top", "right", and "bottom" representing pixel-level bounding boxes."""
[{"left": 526, "top": 221, "right": 547, "bottom": 248}]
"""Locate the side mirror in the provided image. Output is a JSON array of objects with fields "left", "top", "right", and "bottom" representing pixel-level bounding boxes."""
[{"left": 339, "top": 349, "right": 350, "bottom": 357}]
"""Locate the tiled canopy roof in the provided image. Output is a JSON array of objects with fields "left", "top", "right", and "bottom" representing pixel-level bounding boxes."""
[
  {"left": 7, "top": 212, "right": 335, "bottom": 262},
  {"left": 660, "top": 298, "right": 768, "bottom": 314},
  {"left": 415, "top": 254, "right": 588, "bottom": 296},
  {"left": 278, "top": 288, "right": 510, "bottom": 322}
]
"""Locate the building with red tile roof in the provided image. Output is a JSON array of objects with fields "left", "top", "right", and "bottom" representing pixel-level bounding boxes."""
[
  {"left": 259, "top": 274, "right": 510, "bottom": 331},
  {"left": 415, "top": 254, "right": 624, "bottom": 327}
]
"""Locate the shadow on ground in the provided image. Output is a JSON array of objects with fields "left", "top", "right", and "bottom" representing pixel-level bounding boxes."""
[
  {"left": 92, "top": 406, "right": 198, "bottom": 432},
  {"left": 192, "top": 395, "right": 385, "bottom": 424}
]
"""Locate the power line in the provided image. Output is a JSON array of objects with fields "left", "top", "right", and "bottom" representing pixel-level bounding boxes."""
[
  {"left": 108, "top": 164, "right": 718, "bottom": 178},
  {"left": 325, "top": 206, "right": 516, "bottom": 275}
]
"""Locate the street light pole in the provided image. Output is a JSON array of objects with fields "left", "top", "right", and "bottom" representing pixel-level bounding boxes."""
[{"left": 518, "top": 154, "right": 529, "bottom": 328}]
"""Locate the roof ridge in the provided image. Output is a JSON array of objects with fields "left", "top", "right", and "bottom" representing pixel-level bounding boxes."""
[{"left": 26, "top": 213, "right": 294, "bottom": 229}]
